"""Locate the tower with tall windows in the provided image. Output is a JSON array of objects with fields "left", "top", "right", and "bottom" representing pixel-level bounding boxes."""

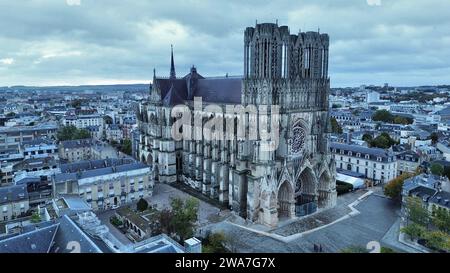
[{"left": 238, "top": 23, "right": 336, "bottom": 226}]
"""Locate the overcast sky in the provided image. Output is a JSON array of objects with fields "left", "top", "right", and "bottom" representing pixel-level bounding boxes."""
[{"left": 1, "top": 0, "right": 449, "bottom": 87}]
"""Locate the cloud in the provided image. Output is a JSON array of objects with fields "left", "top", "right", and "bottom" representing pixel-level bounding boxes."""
[
  {"left": 66, "top": 0, "right": 81, "bottom": 6},
  {"left": 0, "top": 0, "right": 449, "bottom": 87},
  {"left": 0, "top": 58, "right": 14, "bottom": 65},
  {"left": 367, "top": 0, "right": 382, "bottom": 6}
]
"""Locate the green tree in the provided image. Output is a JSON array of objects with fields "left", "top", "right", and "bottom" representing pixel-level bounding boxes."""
[
  {"left": 393, "top": 116, "right": 413, "bottom": 125},
  {"left": 362, "top": 133, "right": 373, "bottom": 142},
  {"left": 424, "top": 231, "right": 450, "bottom": 252},
  {"left": 384, "top": 173, "right": 414, "bottom": 200},
  {"left": 170, "top": 197, "right": 199, "bottom": 242},
  {"left": 136, "top": 198, "right": 149, "bottom": 212},
  {"left": 158, "top": 208, "right": 175, "bottom": 235},
  {"left": 369, "top": 132, "right": 398, "bottom": 149},
  {"left": 430, "top": 163, "right": 444, "bottom": 176},
  {"left": 372, "top": 110, "right": 394, "bottom": 123},
  {"left": 6, "top": 112, "right": 16, "bottom": 117},
  {"left": 330, "top": 117, "right": 343, "bottom": 134},
  {"left": 401, "top": 223, "right": 426, "bottom": 241},
  {"left": 57, "top": 125, "right": 91, "bottom": 141},
  {"left": 31, "top": 212, "right": 41, "bottom": 223},
  {"left": 432, "top": 206, "right": 450, "bottom": 233},
  {"left": 203, "top": 232, "right": 229, "bottom": 253},
  {"left": 121, "top": 139, "right": 132, "bottom": 155},
  {"left": 405, "top": 196, "right": 430, "bottom": 227}
]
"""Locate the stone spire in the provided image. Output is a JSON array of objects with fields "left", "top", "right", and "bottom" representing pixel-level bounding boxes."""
[{"left": 170, "top": 44, "right": 176, "bottom": 80}]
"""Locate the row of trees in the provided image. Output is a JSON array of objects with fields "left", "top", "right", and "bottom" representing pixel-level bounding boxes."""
[
  {"left": 372, "top": 110, "right": 413, "bottom": 125},
  {"left": 57, "top": 125, "right": 91, "bottom": 141},
  {"left": 363, "top": 132, "right": 398, "bottom": 149},
  {"left": 401, "top": 196, "right": 450, "bottom": 252},
  {"left": 430, "top": 163, "right": 450, "bottom": 180}
]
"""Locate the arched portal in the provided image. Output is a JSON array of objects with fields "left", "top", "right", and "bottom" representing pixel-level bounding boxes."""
[
  {"left": 277, "top": 181, "right": 294, "bottom": 218},
  {"left": 296, "top": 167, "right": 317, "bottom": 205},
  {"left": 318, "top": 170, "right": 332, "bottom": 208}
]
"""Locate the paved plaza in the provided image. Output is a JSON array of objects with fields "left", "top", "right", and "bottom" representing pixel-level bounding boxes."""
[
  {"left": 96, "top": 184, "right": 411, "bottom": 253},
  {"left": 204, "top": 193, "right": 407, "bottom": 253}
]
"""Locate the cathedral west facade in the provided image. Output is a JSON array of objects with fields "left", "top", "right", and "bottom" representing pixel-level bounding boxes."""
[{"left": 137, "top": 23, "right": 337, "bottom": 227}]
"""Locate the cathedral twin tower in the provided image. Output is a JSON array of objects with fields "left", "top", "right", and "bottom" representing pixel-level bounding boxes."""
[
  {"left": 137, "top": 22, "right": 337, "bottom": 227},
  {"left": 244, "top": 24, "right": 329, "bottom": 80}
]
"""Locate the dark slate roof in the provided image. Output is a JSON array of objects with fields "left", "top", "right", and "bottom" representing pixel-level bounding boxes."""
[
  {"left": 155, "top": 78, "right": 188, "bottom": 101},
  {"left": 396, "top": 151, "right": 420, "bottom": 162},
  {"left": 0, "top": 224, "right": 58, "bottom": 253},
  {"left": 0, "top": 185, "right": 28, "bottom": 205},
  {"left": 429, "top": 191, "right": 450, "bottom": 209},
  {"left": 163, "top": 83, "right": 186, "bottom": 106},
  {"left": 60, "top": 138, "right": 95, "bottom": 149},
  {"left": 22, "top": 138, "right": 55, "bottom": 147},
  {"left": 50, "top": 215, "right": 102, "bottom": 253},
  {"left": 154, "top": 71, "right": 242, "bottom": 106},
  {"left": 195, "top": 77, "right": 242, "bottom": 104},
  {"left": 409, "top": 186, "right": 437, "bottom": 200},
  {"left": 55, "top": 158, "right": 147, "bottom": 183},
  {"left": 330, "top": 142, "right": 395, "bottom": 162}
]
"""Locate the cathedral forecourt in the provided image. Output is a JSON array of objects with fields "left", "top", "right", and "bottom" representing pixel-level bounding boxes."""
[{"left": 137, "top": 22, "right": 337, "bottom": 227}]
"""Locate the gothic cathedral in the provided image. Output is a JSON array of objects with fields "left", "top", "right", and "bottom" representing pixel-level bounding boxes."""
[{"left": 137, "top": 23, "right": 337, "bottom": 227}]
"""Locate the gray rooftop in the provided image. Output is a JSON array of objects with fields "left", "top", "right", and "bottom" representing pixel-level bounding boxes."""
[
  {"left": 60, "top": 138, "right": 95, "bottom": 149},
  {"left": 50, "top": 215, "right": 102, "bottom": 253},
  {"left": 402, "top": 174, "right": 441, "bottom": 195},
  {"left": 0, "top": 185, "right": 28, "bottom": 205},
  {"left": 55, "top": 158, "right": 148, "bottom": 183},
  {"left": 155, "top": 70, "right": 242, "bottom": 106},
  {"left": 330, "top": 142, "right": 395, "bottom": 162},
  {"left": 409, "top": 186, "right": 437, "bottom": 200},
  {"left": 429, "top": 191, "right": 450, "bottom": 209},
  {"left": 0, "top": 123, "right": 57, "bottom": 134},
  {"left": 0, "top": 224, "right": 58, "bottom": 253}
]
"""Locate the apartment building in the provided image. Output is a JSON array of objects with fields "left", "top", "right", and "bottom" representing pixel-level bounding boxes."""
[
  {"left": 0, "top": 185, "right": 30, "bottom": 222},
  {"left": 53, "top": 158, "right": 152, "bottom": 211},
  {"left": 330, "top": 142, "right": 397, "bottom": 184}
]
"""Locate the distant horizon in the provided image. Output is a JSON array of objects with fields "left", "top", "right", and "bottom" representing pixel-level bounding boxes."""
[
  {"left": 1, "top": 80, "right": 449, "bottom": 90},
  {"left": 1, "top": 1, "right": 450, "bottom": 88}
]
